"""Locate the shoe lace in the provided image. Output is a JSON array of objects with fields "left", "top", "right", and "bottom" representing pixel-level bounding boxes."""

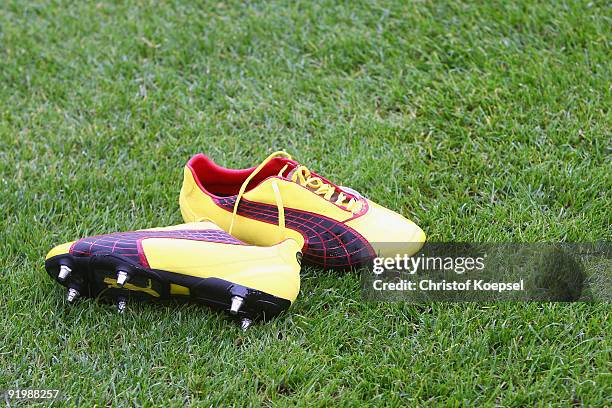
[
  {"left": 282, "top": 165, "right": 360, "bottom": 212},
  {"left": 228, "top": 151, "right": 361, "bottom": 240}
]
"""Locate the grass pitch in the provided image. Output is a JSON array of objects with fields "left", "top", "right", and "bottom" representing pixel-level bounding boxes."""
[{"left": 1, "top": 0, "right": 610, "bottom": 406}]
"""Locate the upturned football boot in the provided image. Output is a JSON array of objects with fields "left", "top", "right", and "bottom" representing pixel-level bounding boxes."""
[
  {"left": 45, "top": 221, "right": 301, "bottom": 329},
  {"left": 179, "top": 151, "right": 426, "bottom": 269}
]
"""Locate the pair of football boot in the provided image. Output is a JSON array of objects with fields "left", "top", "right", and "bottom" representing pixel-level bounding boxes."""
[{"left": 45, "top": 151, "right": 425, "bottom": 329}]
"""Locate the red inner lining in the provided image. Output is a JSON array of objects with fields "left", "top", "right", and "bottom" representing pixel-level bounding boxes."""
[{"left": 188, "top": 154, "right": 293, "bottom": 196}]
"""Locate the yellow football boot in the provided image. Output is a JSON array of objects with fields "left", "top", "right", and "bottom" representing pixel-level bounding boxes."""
[
  {"left": 45, "top": 221, "right": 301, "bottom": 329},
  {"left": 180, "top": 151, "right": 426, "bottom": 269}
]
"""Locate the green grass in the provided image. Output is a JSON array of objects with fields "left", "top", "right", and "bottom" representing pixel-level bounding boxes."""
[{"left": 1, "top": 0, "right": 610, "bottom": 406}]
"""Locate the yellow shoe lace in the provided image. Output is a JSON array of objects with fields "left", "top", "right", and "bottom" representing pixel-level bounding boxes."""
[
  {"left": 285, "top": 165, "right": 360, "bottom": 211},
  {"left": 228, "top": 151, "right": 361, "bottom": 239}
]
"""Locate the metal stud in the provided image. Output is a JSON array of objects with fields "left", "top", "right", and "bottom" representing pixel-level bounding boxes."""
[
  {"left": 116, "top": 270, "right": 129, "bottom": 287},
  {"left": 58, "top": 265, "right": 71, "bottom": 281},
  {"left": 240, "top": 318, "right": 252, "bottom": 331},
  {"left": 117, "top": 298, "right": 127, "bottom": 314},
  {"left": 230, "top": 296, "right": 244, "bottom": 315},
  {"left": 66, "top": 288, "right": 79, "bottom": 303}
]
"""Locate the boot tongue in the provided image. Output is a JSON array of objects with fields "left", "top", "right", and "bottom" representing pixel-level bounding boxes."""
[
  {"left": 259, "top": 156, "right": 294, "bottom": 178},
  {"left": 282, "top": 165, "right": 298, "bottom": 179}
]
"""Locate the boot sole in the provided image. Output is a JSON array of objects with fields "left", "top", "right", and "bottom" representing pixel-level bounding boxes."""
[{"left": 45, "top": 253, "right": 291, "bottom": 322}]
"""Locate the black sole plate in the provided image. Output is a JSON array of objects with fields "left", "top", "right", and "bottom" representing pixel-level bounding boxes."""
[{"left": 45, "top": 253, "right": 291, "bottom": 321}]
